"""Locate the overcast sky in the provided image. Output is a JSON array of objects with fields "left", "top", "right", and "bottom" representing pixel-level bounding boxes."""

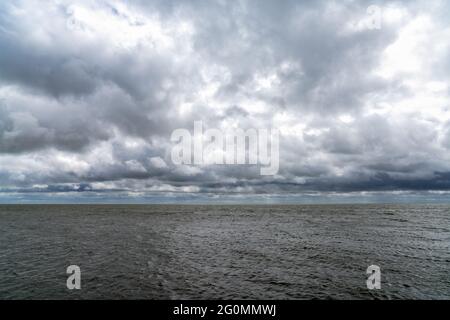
[{"left": 1, "top": 0, "right": 450, "bottom": 203}]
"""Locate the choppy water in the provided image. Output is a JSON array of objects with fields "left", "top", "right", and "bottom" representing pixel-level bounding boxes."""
[{"left": 0, "top": 204, "right": 449, "bottom": 299}]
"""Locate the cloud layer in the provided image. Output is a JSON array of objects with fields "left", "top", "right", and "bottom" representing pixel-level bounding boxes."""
[{"left": 1, "top": 0, "right": 450, "bottom": 202}]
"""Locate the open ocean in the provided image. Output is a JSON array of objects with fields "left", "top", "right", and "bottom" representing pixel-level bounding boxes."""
[{"left": 0, "top": 204, "right": 449, "bottom": 299}]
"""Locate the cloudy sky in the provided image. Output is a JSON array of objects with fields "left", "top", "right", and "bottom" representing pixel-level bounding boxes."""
[{"left": 1, "top": 0, "right": 450, "bottom": 203}]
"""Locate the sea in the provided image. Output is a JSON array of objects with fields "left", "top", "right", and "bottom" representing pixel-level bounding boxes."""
[{"left": 0, "top": 204, "right": 449, "bottom": 299}]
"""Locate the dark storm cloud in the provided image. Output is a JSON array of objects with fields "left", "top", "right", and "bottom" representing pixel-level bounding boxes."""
[{"left": 0, "top": 0, "right": 450, "bottom": 201}]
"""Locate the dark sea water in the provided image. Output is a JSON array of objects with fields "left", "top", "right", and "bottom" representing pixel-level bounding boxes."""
[{"left": 0, "top": 204, "right": 449, "bottom": 300}]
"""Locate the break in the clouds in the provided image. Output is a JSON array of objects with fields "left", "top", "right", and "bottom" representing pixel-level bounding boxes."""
[{"left": 1, "top": 0, "right": 450, "bottom": 203}]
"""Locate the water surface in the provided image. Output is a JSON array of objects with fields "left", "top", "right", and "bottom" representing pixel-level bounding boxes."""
[{"left": 0, "top": 204, "right": 449, "bottom": 299}]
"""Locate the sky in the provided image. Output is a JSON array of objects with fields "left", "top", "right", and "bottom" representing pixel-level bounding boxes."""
[{"left": 1, "top": 0, "right": 450, "bottom": 203}]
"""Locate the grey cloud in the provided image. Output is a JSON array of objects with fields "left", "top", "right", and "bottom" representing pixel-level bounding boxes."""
[{"left": 0, "top": 0, "right": 450, "bottom": 201}]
